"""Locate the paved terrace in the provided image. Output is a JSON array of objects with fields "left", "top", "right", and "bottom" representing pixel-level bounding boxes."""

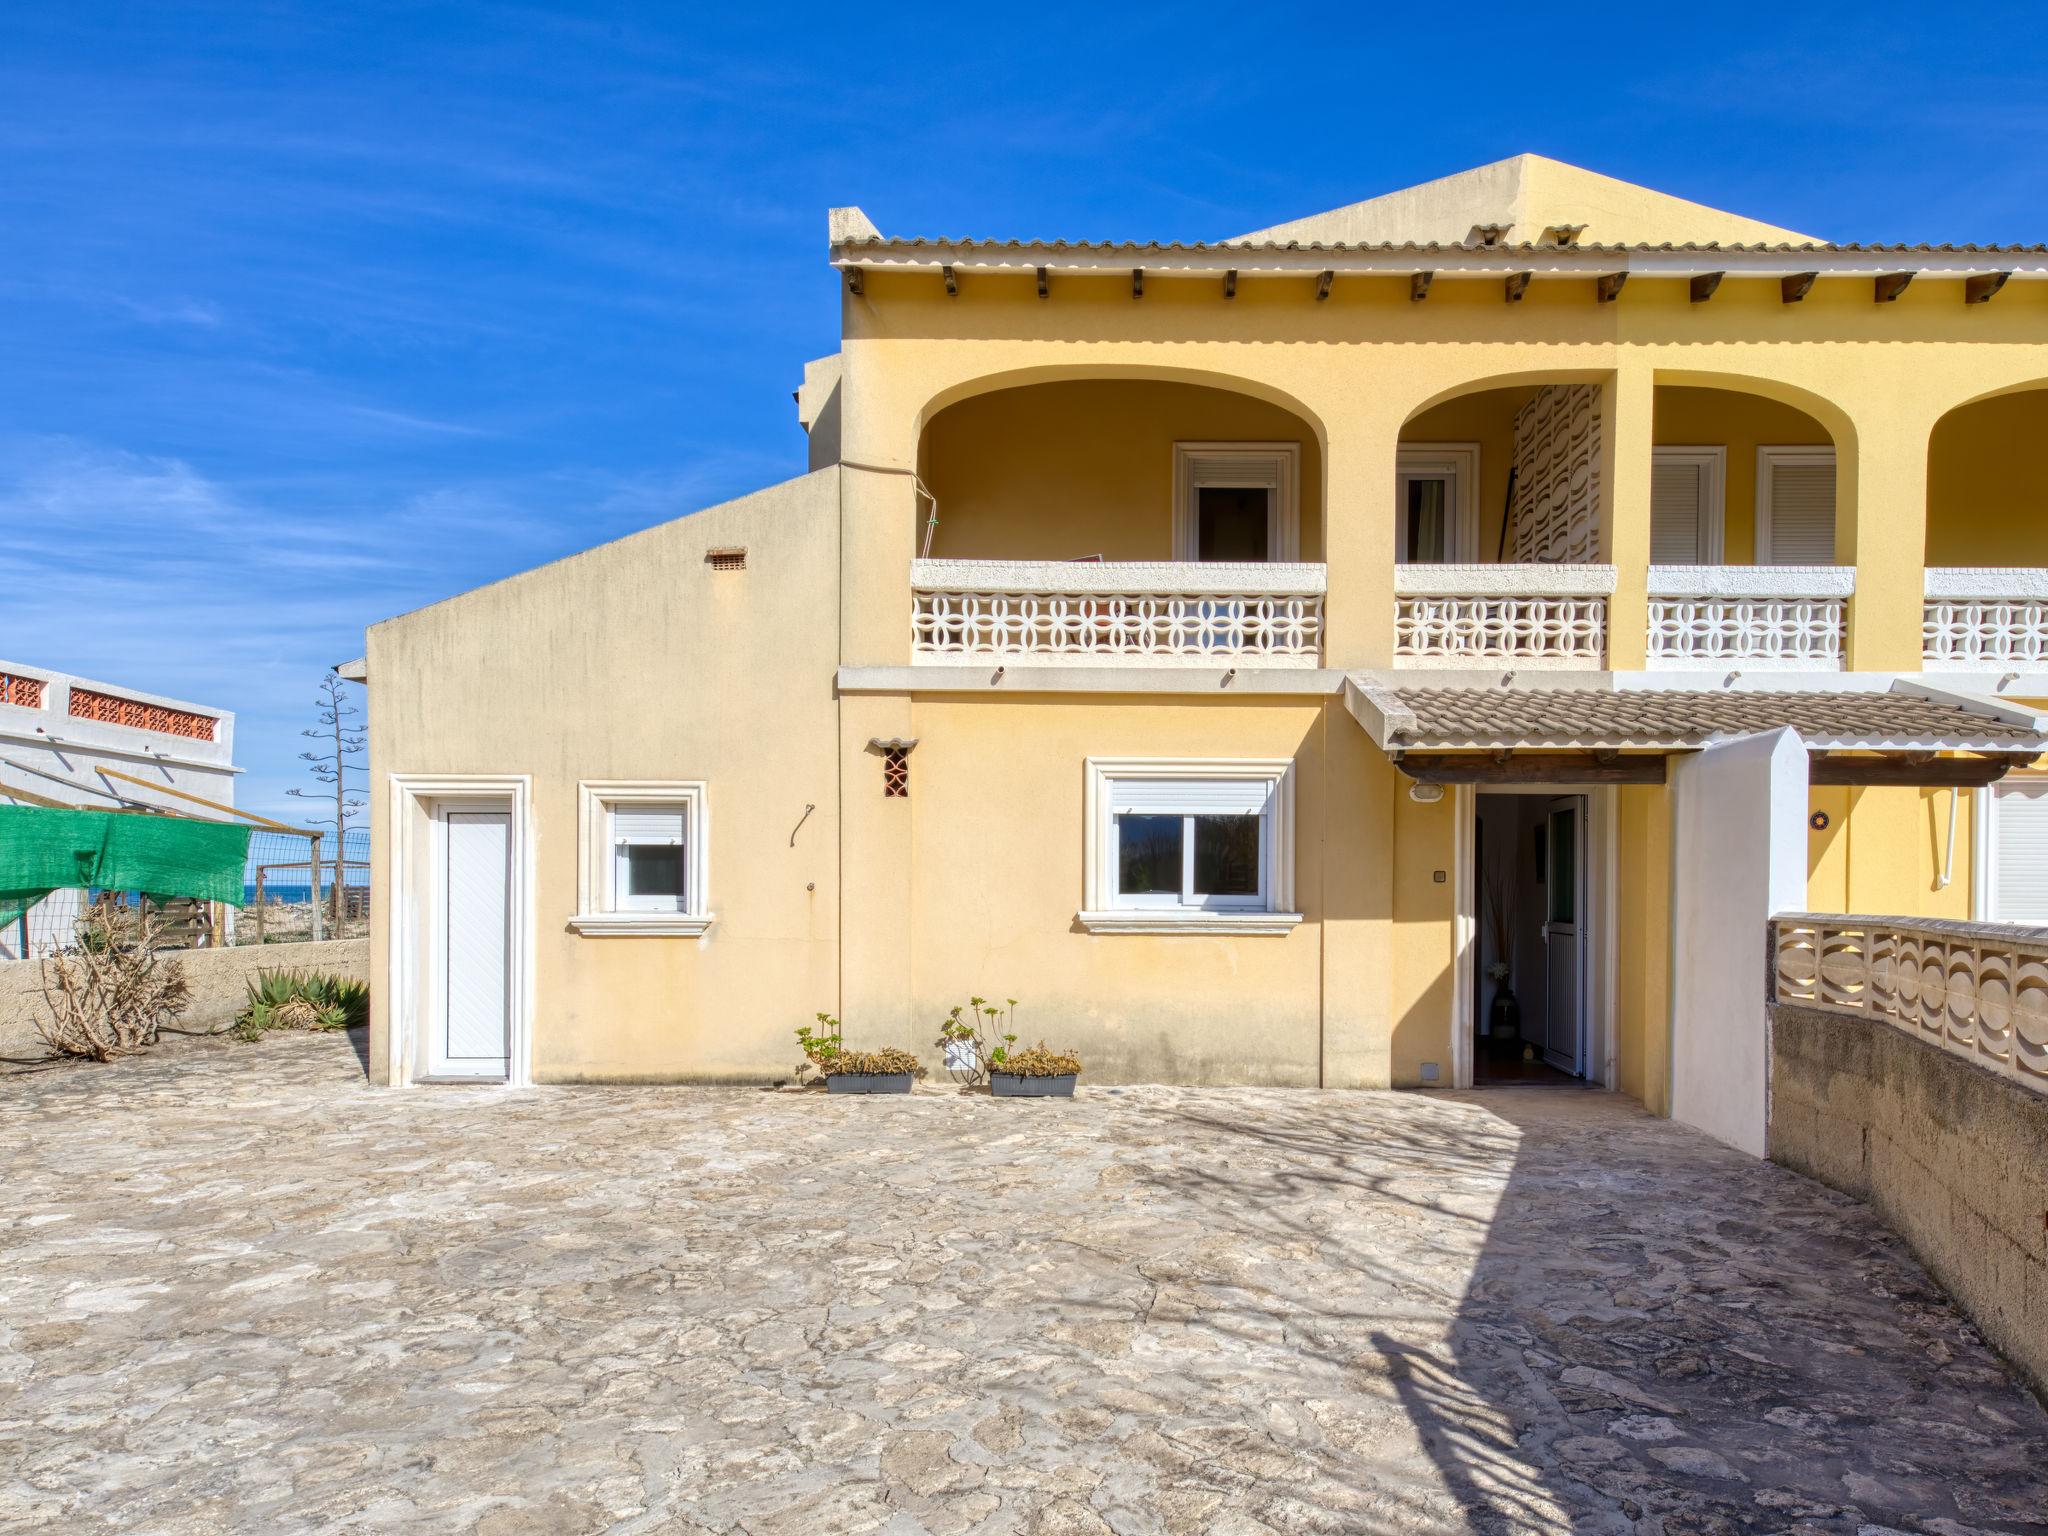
[{"left": 2, "top": 1033, "right": 2044, "bottom": 1535}]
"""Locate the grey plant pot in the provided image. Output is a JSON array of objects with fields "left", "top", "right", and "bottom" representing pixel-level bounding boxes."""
[
  {"left": 827, "top": 1072, "right": 913, "bottom": 1095},
  {"left": 990, "top": 1072, "right": 1077, "bottom": 1098}
]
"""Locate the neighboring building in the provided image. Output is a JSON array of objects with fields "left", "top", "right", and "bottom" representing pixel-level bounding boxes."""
[
  {"left": 0, "top": 660, "right": 237, "bottom": 957},
  {"left": 360, "top": 154, "right": 2048, "bottom": 1143}
]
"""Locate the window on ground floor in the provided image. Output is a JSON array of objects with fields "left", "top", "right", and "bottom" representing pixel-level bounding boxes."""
[
  {"left": 570, "top": 781, "right": 712, "bottom": 936},
  {"left": 1080, "top": 758, "right": 1301, "bottom": 934},
  {"left": 1978, "top": 778, "right": 2048, "bottom": 924}
]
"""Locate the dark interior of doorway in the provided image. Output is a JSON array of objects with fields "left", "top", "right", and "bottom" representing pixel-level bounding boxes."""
[{"left": 1473, "top": 792, "right": 1585, "bottom": 1087}]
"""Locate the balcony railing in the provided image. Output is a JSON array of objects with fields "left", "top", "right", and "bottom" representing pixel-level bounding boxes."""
[
  {"left": 909, "top": 560, "right": 1326, "bottom": 666},
  {"left": 1924, "top": 568, "right": 2048, "bottom": 668},
  {"left": 1646, "top": 566, "right": 1852, "bottom": 670},
  {"left": 1773, "top": 913, "right": 2048, "bottom": 1091},
  {"left": 1393, "top": 564, "right": 1613, "bottom": 668}
]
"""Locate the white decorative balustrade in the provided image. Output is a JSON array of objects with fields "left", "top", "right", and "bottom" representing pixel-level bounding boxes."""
[
  {"left": 1392, "top": 564, "right": 1613, "bottom": 668},
  {"left": 1923, "top": 568, "right": 2048, "bottom": 668},
  {"left": 1646, "top": 566, "right": 1852, "bottom": 670},
  {"left": 910, "top": 560, "right": 1325, "bottom": 666},
  {"left": 1773, "top": 913, "right": 2048, "bottom": 1091}
]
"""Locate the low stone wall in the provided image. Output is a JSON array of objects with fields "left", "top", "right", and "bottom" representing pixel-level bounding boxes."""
[
  {"left": 1769, "top": 1000, "right": 2048, "bottom": 1401},
  {"left": 0, "top": 938, "right": 367, "bottom": 1063}
]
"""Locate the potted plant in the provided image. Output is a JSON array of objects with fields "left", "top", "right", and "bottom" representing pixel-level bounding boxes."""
[
  {"left": 990, "top": 1042, "right": 1083, "bottom": 1098},
  {"left": 934, "top": 995, "right": 1018, "bottom": 1087},
  {"left": 797, "top": 1013, "right": 922, "bottom": 1094}
]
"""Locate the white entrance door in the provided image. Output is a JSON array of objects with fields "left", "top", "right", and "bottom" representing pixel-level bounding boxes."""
[
  {"left": 1540, "top": 796, "right": 1585, "bottom": 1074},
  {"left": 433, "top": 809, "right": 511, "bottom": 1080}
]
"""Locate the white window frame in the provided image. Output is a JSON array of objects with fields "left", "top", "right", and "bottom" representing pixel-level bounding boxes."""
[
  {"left": 1755, "top": 445, "right": 1837, "bottom": 565},
  {"left": 1171, "top": 442, "right": 1301, "bottom": 562},
  {"left": 1394, "top": 443, "right": 1480, "bottom": 563},
  {"left": 1972, "top": 776, "right": 2048, "bottom": 922},
  {"left": 1079, "top": 757, "right": 1301, "bottom": 935},
  {"left": 1649, "top": 445, "right": 1727, "bottom": 564},
  {"left": 569, "top": 780, "right": 712, "bottom": 936}
]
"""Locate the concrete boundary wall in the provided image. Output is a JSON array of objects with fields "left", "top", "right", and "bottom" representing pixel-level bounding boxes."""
[
  {"left": 1769, "top": 999, "right": 2048, "bottom": 1402},
  {"left": 0, "top": 938, "right": 367, "bottom": 1062}
]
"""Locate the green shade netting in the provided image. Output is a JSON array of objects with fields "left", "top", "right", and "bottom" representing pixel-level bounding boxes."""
[{"left": 0, "top": 806, "right": 253, "bottom": 929}]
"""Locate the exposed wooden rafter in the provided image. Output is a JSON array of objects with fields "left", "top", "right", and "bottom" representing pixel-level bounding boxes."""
[
  {"left": 941, "top": 264, "right": 957, "bottom": 297},
  {"left": 1505, "top": 272, "right": 1531, "bottom": 304},
  {"left": 1394, "top": 752, "right": 1668, "bottom": 785},
  {"left": 1689, "top": 272, "right": 1725, "bottom": 304},
  {"left": 1035, "top": 266, "right": 1048, "bottom": 299},
  {"left": 1596, "top": 272, "right": 1627, "bottom": 303},
  {"left": 843, "top": 267, "right": 864, "bottom": 297},
  {"left": 1874, "top": 272, "right": 1914, "bottom": 303},
  {"left": 1410, "top": 271, "right": 1433, "bottom": 302},
  {"left": 1781, "top": 271, "right": 1818, "bottom": 304},
  {"left": 1223, "top": 268, "right": 1237, "bottom": 299},
  {"left": 1966, "top": 271, "right": 2012, "bottom": 304},
  {"left": 1131, "top": 268, "right": 1144, "bottom": 299},
  {"left": 1315, "top": 269, "right": 1334, "bottom": 302}
]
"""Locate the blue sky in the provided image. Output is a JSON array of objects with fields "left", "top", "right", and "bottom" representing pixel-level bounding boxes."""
[{"left": 5, "top": 4, "right": 2046, "bottom": 821}]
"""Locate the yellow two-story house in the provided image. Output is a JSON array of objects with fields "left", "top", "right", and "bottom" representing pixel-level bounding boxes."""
[{"left": 360, "top": 155, "right": 2048, "bottom": 1143}]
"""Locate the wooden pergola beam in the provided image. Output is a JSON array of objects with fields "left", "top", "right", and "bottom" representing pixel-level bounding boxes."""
[
  {"left": 1596, "top": 272, "right": 1627, "bottom": 303},
  {"left": 941, "top": 264, "right": 957, "bottom": 297},
  {"left": 1808, "top": 752, "right": 2022, "bottom": 787},
  {"left": 1035, "top": 266, "right": 1048, "bottom": 299},
  {"left": 1781, "top": 272, "right": 1818, "bottom": 304},
  {"left": 1394, "top": 752, "right": 1668, "bottom": 785},
  {"left": 1689, "top": 272, "right": 1725, "bottom": 304},
  {"left": 1966, "top": 272, "right": 2011, "bottom": 305}
]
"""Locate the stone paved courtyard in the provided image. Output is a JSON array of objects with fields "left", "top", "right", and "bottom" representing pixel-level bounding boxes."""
[{"left": 2, "top": 1031, "right": 2045, "bottom": 1535}]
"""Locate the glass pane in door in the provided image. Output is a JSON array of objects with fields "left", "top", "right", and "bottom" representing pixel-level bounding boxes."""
[
  {"left": 1405, "top": 477, "right": 1449, "bottom": 562},
  {"left": 1547, "top": 807, "right": 1576, "bottom": 924},
  {"left": 1197, "top": 486, "right": 1270, "bottom": 561}
]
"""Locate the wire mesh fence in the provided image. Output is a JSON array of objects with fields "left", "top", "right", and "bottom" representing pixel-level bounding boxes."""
[{"left": 236, "top": 827, "right": 369, "bottom": 946}]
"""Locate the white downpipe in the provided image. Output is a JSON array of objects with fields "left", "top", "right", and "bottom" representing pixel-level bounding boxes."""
[{"left": 1937, "top": 784, "right": 1960, "bottom": 890}]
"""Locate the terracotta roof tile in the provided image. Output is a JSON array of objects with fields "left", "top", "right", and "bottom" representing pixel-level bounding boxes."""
[{"left": 1358, "top": 686, "right": 2048, "bottom": 752}]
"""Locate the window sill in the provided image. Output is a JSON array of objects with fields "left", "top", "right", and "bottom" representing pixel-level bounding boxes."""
[
  {"left": 1076, "top": 910, "right": 1304, "bottom": 936},
  {"left": 566, "top": 913, "right": 714, "bottom": 937}
]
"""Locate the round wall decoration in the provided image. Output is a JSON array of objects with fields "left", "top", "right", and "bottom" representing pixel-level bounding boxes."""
[{"left": 1809, "top": 810, "right": 1831, "bottom": 831}]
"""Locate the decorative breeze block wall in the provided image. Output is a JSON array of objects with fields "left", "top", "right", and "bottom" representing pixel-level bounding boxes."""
[{"left": 1511, "top": 384, "right": 1602, "bottom": 565}]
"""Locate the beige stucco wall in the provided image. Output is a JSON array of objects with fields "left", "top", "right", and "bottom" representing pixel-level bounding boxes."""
[
  {"left": 367, "top": 470, "right": 843, "bottom": 1085},
  {"left": 1769, "top": 1001, "right": 2048, "bottom": 1401},
  {"left": 919, "top": 379, "right": 1325, "bottom": 562},
  {"left": 0, "top": 937, "right": 366, "bottom": 1061}
]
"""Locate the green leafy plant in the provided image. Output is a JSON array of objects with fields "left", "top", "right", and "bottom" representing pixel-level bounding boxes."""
[
  {"left": 796, "top": 1012, "right": 844, "bottom": 1070},
  {"left": 934, "top": 994, "right": 1019, "bottom": 1086},
  {"left": 999, "top": 1042, "right": 1083, "bottom": 1078},
  {"left": 235, "top": 968, "right": 367, "bottom": 1040},
  {"left": 832, "top": 1046, "right": 923, "bottom": 1077}
]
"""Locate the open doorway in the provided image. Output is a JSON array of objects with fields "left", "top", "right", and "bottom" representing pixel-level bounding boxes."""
[{"left": 1473, "top": 791, "right": 1590, "bottom": 1086}]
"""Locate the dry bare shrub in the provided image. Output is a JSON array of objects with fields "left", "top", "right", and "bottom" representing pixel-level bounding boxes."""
[
  {"left": 999, "top": 1042, "right": 1083, "bottom": 1077},
  {"left": 36, "top": 907, "right": 190, "bottom": 1061},
  {"left": 832, "top": 1047, "right": 923, "bottom": 1076}
]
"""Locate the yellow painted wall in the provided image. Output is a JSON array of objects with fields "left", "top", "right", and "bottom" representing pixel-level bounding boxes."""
[
  {"left": 918, "top": 379, "right": 1326, "bottom": 562},
  {"left": 1615, "top": 783, "right": 1670, "bottom": 1114},
  {"left": 1926, "top": 390, "right": 2048, "bottom": 565},
  {"left": 367, "top": 470, "right": 844, "bottom": 1085},
  {"left": 1653, "top": 387, "right": 1833, "bottom": 563},
  {"left": 1399, "top": 388, "right": 1535, "bottom": 559}
]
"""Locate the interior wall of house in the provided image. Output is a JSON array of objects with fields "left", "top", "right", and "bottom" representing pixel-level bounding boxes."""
[
  {"left": 1473, "top": 793, "right": 1554, "bottom": 1056},
  {"left": 1926, "top": 390, "right": 2048, "bottom": 565},
  {"left": 1652, "top": 387, "right": 1834, "bottom": 563},
  {"left": 1400, "top": 386, "right": 1539, "bottom": 561},
  {"left": 916, "top": 380, "right": 1326, "bottom": 563}
]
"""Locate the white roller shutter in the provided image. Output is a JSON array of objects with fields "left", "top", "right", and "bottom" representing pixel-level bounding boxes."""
[
  {"left": 1990, "top": 781, "right": 2048, "bottom": 922},
  {"left": 1764, "top": 456, "right": 1836, "bottom": 564},
  {"left": 1108, "top": 778, "right": 1274, "bottom": 816},
  {"left": 1650, "top": 459, "right": 1704, "bottom": 564}
]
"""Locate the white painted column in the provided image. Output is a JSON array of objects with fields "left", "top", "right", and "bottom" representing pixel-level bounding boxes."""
[{"left": 1667, "top": 728, "right": 1808, "bottom": 1156}]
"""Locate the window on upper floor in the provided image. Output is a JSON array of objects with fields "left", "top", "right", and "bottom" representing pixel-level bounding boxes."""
[
  {"left": 1172, "top": 444, "right": 1301, "bottom": 562},
  {"left": 1649, "top": 447, "right": 1726, "bottom": 564},
  {"left": 1757, "top": 446, "right": 1837, "bottom": 564}
]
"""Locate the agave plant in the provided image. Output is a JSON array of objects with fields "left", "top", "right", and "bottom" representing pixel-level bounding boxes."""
[{"left": 236, "top": 968, "right": 368, "bottom": 1040}]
